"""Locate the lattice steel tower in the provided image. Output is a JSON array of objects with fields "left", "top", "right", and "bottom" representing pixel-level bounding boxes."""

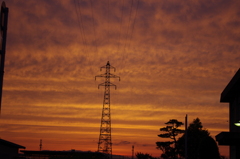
[{"left": 95, "top": 61, "right": 120, "bottom": 158}]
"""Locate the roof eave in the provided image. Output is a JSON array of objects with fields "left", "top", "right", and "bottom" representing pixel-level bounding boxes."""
[{"left": 220, "top": 68, "right": 240, "bottom": 103}]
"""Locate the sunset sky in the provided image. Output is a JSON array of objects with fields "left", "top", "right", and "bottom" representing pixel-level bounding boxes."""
[{"left": 0, "top": 0, "right": 240, "bottom": 157}]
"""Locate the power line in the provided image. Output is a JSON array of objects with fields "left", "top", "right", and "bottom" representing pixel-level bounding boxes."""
[
  {"left": 77, "top": 0, "right": 88, "bottom": 47},
  {"left": 90, "top": 0, "right": 98, "bottom": 52},
  {"left": 128, "top": 0, "right": 140, "bottom": 49},
  {"left": 123, "top": 0, "right": 134, "bottom": 52},
  {"left": 117, "top": 0, "right": 125, "bottom": 52},
  {"left": 74, "top": 0, "right": 87, "bottom": 48},
  {"left": 108, "top": 0, "right": 110, "bottom": 55},
  {"left": 73, "top": 0, "right": 141, "bottom": 66},
  {"left": 74, "top": 0, "right": 85, "bottom": 46}
]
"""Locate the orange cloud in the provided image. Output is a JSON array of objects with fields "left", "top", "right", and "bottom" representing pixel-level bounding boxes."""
[{"left": 2, "top": 0, "right": 240, "bottom": 157}]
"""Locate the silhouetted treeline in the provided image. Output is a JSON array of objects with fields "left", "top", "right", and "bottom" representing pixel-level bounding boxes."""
[{"left": 155, "top": 118, "right": 221, "bottom": 159}]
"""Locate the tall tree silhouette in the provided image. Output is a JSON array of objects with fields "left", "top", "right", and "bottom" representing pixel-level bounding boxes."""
[
  {"left": 156, "top": 119, "right": 184, "bottom": 159},
  {"left": 177, "top": 118, "right": 221, "bottom": 159}
]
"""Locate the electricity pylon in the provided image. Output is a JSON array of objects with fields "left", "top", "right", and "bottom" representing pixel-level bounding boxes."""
[{"left": 95, "top": 61, "right": 120, "bottom": 159}]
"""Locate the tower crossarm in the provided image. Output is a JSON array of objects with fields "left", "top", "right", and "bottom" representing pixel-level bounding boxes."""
[
  {"left": 97, "top": 82, "right": 117, "bottom": 89},
  {"left": 95, "top": 73, "right": 120, "bottom": 81}
]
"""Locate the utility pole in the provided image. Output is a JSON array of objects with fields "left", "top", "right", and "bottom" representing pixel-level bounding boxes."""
[
  {"left": 39, "top": 139, "right": 42, "bottom": 151},
  {"left": 0, "top": 1, "right": 9, "bottom": 113},
  {"left": 95, "top": 61, "right": 120, "bottom": 159},
  {"left": 132, "top": 145, "right": 134, "bottom": 159},
  {"left": 185, "top": 114, "right": 188, "bottom": 159}
]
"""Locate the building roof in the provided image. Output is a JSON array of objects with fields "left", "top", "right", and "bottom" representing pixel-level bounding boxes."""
[
  {"left": 21, "top": 150, "right": 127, "bottom": 159},
  {"left": 21, "top": 150, "right": 98, "bottom": 155},
  {"left": 21, "top": 150, "right": 105, "bottom": 158},
  {"left": 0, "top": 138, "right": 26, "bottom": 149},
  {"left": 216, "top": 132, "right": 240, "bottom": 145},
  {"left": 220, "top": 68, "right": 240, "bottom": 102}
]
